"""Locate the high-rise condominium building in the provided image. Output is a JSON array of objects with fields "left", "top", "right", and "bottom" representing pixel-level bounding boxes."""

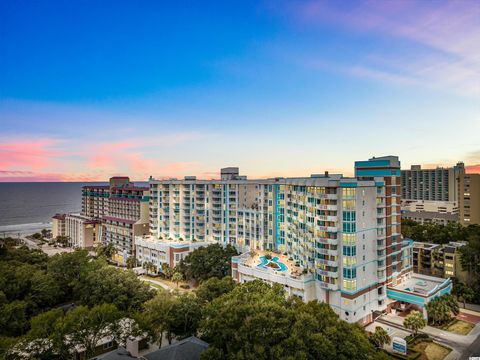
[
  {"left": 401, "top": 163, "right": 465, "bottom": 202},
  {"left": 458, "top": 173, "right": 480, "bottom": 225},
  {"left": 142, "top": 156, "right": 451, "bottom": 324}
]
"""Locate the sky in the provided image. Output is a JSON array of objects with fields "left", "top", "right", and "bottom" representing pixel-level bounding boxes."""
[{"left": 0, "top": 0, "right": 479, "bottom": 182}]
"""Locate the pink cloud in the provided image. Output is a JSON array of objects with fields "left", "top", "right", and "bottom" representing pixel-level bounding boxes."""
[
  {"left": 466, "top": 165, "right": 480, "bottom": 174},
  {"left": 0, "top": 139, "right": 65, "bottom": 171}
]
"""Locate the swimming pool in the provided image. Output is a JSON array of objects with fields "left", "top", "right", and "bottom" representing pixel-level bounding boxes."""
[{"left": 258, "top": 255, "right": 288, "bottom": 272}]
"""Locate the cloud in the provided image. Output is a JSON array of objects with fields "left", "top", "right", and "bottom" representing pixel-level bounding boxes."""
[
  {"left": 0, "top": 131, "right": 206, "bottom": 182},
  {"left": 0, "top": 138, "right": 66, "bottom": 171},
  {"left": 282, "top": 0, "right": 480, "bottom": 98}
]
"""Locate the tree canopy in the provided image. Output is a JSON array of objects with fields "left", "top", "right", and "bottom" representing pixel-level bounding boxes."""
[
  {"left": 200, "top": 280, "right": 387, "bottom": 360},
  {"left": 176, "top": 244, "right": 238, "bottom": 281}
]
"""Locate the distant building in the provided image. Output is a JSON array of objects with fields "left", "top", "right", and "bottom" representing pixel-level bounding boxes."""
[
  {"left": 401, "top": 163, "right": 464, "bottom": 202},
  {"left": 413, "top": 241, "right": 468, "bottom": 283},
  {"left": 401, "top": 200, "right": 458, "bottom": 225},
  {"left": 458, "top": 173, "right": 480, "bottom": 225},
  {"left": 52, "top": 213, "right": 66, "bottom": 238},
  {"left": 65, "top": 213, "right": 101, "bottom": 249},
  {"left": 104, "top": 183, "right": 150, "bottom": 263},
  {"left": 53, "top": 176, "right": 149, "bottom": 256}
]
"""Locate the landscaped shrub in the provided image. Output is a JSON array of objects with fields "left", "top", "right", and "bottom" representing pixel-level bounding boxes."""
[{"left": 405, "top": 333, "right": 431, "bottom": 345}]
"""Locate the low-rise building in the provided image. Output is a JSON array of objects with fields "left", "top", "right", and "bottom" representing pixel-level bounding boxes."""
[
  {"left": 135, "top": 235, "right": 210, "bottom": 270},
  {"left": 401, "top": 200, "right": 458, "bottom": 225},
  {"left": 413, "top": 241, "right": 468, "bottom": 283}
]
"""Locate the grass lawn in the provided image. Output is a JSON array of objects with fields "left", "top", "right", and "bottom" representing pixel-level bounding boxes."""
[
  {"left": 412, "top": 342, "right": 451, "bottom": 360},
  {"left": 146, "top": 282, "right": 166, "bottom": 291},
  {"left": 443, "top": 319, "right": 474, "bottom": 335}
]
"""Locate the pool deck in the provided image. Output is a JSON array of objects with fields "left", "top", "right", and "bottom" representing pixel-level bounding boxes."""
[{"left": 242, "top": 250, "right": 304, "bottom": 278}]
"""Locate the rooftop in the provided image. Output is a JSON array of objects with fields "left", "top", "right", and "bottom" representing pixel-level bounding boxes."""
[
  {"left": 143, "top": 336, "right": 208, "bottom": 360},
  {"left": 388, "top": 273, "right": 450, "bottom": 296}
]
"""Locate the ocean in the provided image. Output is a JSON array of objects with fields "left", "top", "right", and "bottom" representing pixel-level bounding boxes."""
[{"left": 0, "top": 182, "right": 147, "bottom": 236}]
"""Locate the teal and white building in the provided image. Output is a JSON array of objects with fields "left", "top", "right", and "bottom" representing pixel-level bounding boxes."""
[{"left": 144, "top": 157, "right": 450, "bottom": 324}]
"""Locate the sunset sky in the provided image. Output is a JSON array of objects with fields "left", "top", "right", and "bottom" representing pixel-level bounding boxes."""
[{"left": 1, "top": 0, "right": 479, "bottom": 181}]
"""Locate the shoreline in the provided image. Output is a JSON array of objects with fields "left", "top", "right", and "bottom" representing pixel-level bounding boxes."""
[{"left": 0, "top": 222, "right": 52, "bottom": 237}]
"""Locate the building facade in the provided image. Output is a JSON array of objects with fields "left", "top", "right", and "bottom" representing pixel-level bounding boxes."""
[
  {"left": 64, "top": 213, "right": 101, "bottom": 249},
  {"left": 401, "top": 200, "right": 458, "bottom": 225},
  {"left": 413, "top": 241, "right": 468, "bottom": 283},
  {"left": 143, "top": 156, "right": 449, "bottom": 324},
  {"left": 52, "top": 213, "right": 66, "bottom": 238},
  {"left": 458, "top": 173, "right": 480, "bottom": 225},
  {"left": 103, "top": 184, "right": 150, "bottom": 262},
  {"left": 401, "top": 163, "right": 464, "bottom": 202}
]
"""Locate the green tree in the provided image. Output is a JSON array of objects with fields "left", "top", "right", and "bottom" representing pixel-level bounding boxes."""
[
  {"left": 177, "top": 244, "right": 238, "bottom": 281},
  {"left": 73, "top": 265, "right": 154, "bottom": 311},
  {"left": 170, "top": 293, "right": 202, "bottom": 340},
  {"left": 454, "top": 282, "right": 475, "bottom": 308},
  {"left": 427, "top": 294, "right": 459, "bottom": 325},
  {"left": 403, "top": 310, "right": 426, "bottom": 336},
  {"left": 200, "top": 280, "right": 383, "bottom": 359},
  {"left": 47, "top": 250, "right": 91, "bottom": 300},
  {"left": 54, "top": 236, "right": 69, "bottom": 247},
  {"left": 95, "top": 243, "right": 117, "bottom": 259},
  {"left": 0, "top": 301, "right": 28, "bottom": 337},
  {"left": 143, "top": 261, "right": 157, "bottom": 276},
  {"left": 126, "top": 256, "right": 137, "bottom": 269},
  {"left": 172, "top": 272, "right": 183, "bottom": 288},
  {"left": 161, "top": 263, "right": 174, "bottom": 279},
  {"left": 57, "top": 303, "right": 122, "bottom": 359},
  {"left": 41, "top": 229, "right": 51, "bottom": 239},
  {"left": 27, "top": 308, "right": 65, "bottom": 339},
  {"left": 29, "top": 270, "right": 63, "bottom": 311},
  {"left": 196, "top": 276, "right": 236, "bottom": 303},
  {"left": 370, "top": 326, "right": 391, "bottom": 349},
  {"left": 137, "top": 291, "right": 176, "bottom": 347}
]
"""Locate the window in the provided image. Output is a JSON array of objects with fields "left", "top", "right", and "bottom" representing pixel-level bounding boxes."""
[
  {"left": 343, "top": 279, "right": 356, "bottom": 290},
  {"left": 343, "top": 246, "right": 356, "bottom": 256},
  {"left": 343, "top": 268, "right": 357, "bottom": 278},
  {"left": 343, "top": 256, "right": 357, "bottom": 266},
  {"left": 342, "top": 233, "right": 356, "bottom": 244}
]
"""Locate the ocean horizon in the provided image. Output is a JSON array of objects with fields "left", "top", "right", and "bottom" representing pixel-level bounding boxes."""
[{"left": 0, "top": 181, "right": 148, "bottom": 234}]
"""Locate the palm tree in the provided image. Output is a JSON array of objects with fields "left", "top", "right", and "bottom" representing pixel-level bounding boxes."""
[
  {"left": 126, "top": 257, "right": 137, "bottom": 269},
  {"left": 370, "top": 326, "right": 391, "bottom": 349},
  {"left": 161, "top": 263, "right": 174, "bottom": 279},
  {"left": 426, "top": 294, "right": 459, "bottom": 325},
  {"left": 403, "top": 310, "right": 426, "bottom": 337},
  {"left": 172, "top": 272, "right": 183, "bottom": 288},
  {"left": 143, "top": 261, "right": 156, "bottom": 276},
  {"left": 96, "top": 243, "right": 117, "bottom": 259}
]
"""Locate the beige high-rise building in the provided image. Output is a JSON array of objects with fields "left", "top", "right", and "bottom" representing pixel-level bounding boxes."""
[
  {"left": 458, "top": 173, "right": 480, "bottom": 225},
  {"left": 401, "top": 162, "right": 465, "bottom": 202}
]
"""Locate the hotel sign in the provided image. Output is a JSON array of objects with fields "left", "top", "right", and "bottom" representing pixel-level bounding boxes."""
[{"left": 392, "top": 337, "right": 407, "bottom": 355}]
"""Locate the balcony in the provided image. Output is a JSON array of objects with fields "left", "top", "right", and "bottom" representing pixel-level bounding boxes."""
[
  {"left": 316, "top": 248, "right": 338, "bottom": 257},
  {"left": 317, "top": 268, "right": 339, "bottom": 278},
  {"left": 318, "top": 281, "right": 339, "bottom": 291}
]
